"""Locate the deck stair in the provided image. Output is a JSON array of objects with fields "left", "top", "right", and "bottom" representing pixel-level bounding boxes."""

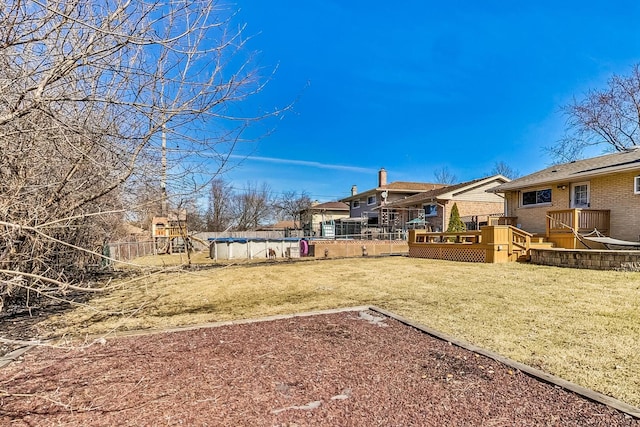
[{"left": 530, "top": 234, "right": 555, "bottom": 250}]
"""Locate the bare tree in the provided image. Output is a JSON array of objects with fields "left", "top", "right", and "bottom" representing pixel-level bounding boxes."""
[
  {"left": 186, "top": 210, "right": 207, "bottom": 234},
  {"left": 273, "top": 190, "right": 312, "bottom": 227},
  {"left": 124, "top": 181, "right": 165, "bottom": 231},
  {"left": 490, "top": 161, "right": 521, "bottom": 179},
  {"left": 232, "top": 182, "right": 273, "bottom": 231},
  {"left": 0, "top": 1, "right": 281, "bottom": 311},
  {"left": 549, "top": 64, "right": 640, "bottom": 161},
  {"left": 173, "top": 197, "right": 206, "bottom": 234},
  {"left": 206, "top": 179, "right": 235, "bottom": 232},
  {"left": 433, "top": 167, "right": 457, "bottom": 185}
]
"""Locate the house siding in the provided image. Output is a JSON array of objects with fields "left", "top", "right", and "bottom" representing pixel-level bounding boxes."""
[
  {"left": 413, "top": 199, "right": 504, "bottom": 231},
  {"left": 308, "top": 211, "right": 350, "bottom": 231},
  {"left": 591, "top": 172, "right": 640, "bottom": 241},
  {"left": 350, "top": 191, "right": 424, "bottom": 223},
  {"left": 445, "top": 200, "right": 505, "bottom": 230},
  {"left": 505, "top": 187, "right": 569, "bottom": 234},
  {"left": 506, "top": 172, "right": 640, "bottom": 241},
  {"left": 451, "top": 182, "right": 507, "bottom": 203}
]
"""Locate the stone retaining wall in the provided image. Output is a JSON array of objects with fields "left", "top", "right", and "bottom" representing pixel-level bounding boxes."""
[{"left": 530, "top": 248, "right": 640, "bottom": 271}]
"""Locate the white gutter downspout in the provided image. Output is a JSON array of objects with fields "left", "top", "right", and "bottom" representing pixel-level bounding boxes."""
[
  {"left": 492, "top": 192, "right": 507, "bottom": 216},
  {"left": 437, "top": 201, "right": 446, "bottom": 232}
]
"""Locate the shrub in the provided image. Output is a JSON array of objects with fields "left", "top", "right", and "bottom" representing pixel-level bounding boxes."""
[{"left": 446, "top": 203, "right": 466, "bottom": 233}]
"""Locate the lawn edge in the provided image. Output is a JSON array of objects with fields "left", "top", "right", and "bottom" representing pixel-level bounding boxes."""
[{"left": 369, "top": 305, "right": 640, "bottom": 419}]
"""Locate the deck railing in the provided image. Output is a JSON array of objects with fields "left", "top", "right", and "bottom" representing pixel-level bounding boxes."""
[
  {"left": 487, "top": 216, "right": 518, "bottom": 226},
  {"left": 509, "top": 227, "right": 532, "bottom": 253},
  {"left": 408, "top": 226, "right": 532, "bottom": 263},
  {"left": 413, "top": 230, "right": 482, "bottom": 244},
  {"left": 154, "top": 226, "right": 187, "bottom": 238},
  {"left": 546, "top": 209, "right": 610, "bottom": 235}
]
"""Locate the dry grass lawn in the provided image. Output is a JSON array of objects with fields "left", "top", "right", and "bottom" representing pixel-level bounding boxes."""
[{"left": 41, "top": 255, "right": 640, "bottom": 408}]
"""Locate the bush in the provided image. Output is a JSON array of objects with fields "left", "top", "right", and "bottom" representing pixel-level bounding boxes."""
[{"left": 446, "top": 203, "right": 466, "bottom": 233}]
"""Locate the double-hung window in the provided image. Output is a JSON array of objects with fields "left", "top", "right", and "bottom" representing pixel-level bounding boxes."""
[{"left": 423, "top": 204, "right": 437, "bottom": 217}]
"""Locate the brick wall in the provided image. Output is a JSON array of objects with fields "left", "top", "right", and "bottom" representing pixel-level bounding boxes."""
[
  {"left": 437, "top": 200, "right": 504, "bottom": 231},
  {"left": 590, "top": 172, "right": 640, "bottom": 241},
  {"left": 505, "top": 172, "right": 640, "bottom": 240},
  {"left": 453, "top": 200, "right": 504, "bottom": 218},
  {"left": 308, "top": 240, "right": 409, "bottom": 258},
  {"left": 505, "top": 186, "right": 567, "bottom": 234}
]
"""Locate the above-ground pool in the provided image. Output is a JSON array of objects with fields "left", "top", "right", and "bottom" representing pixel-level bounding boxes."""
[{"left": 208, "top": 237, "right": 305, "bottom": 260}]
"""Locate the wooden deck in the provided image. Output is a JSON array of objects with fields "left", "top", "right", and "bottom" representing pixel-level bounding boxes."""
[
  {"left": 546, "top": 209, "right": 610, "bottom": 236},
  {"left": 487, "top": 209, "right": 611, "bottom": 250},
  {"left": 408, "top": 226, "right": 533, "bottom": 263},
  {"left": 545, "top": 209, "right": 609, "bottom": 249}
]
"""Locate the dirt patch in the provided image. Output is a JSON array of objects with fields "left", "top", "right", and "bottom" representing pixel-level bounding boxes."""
[
  {"left": 1, "top": 310, "right": 637, "bottom": 426},
  {"left": 0, "top": 296, "right": 86, "bottom": 357},
  {"left": 0, "top": 270, "right": 131, "bottom": 357}
]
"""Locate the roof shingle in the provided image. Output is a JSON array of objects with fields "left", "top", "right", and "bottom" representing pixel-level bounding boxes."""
[{"left": 492, "top": 148, "right": 640, "bottom": 192}]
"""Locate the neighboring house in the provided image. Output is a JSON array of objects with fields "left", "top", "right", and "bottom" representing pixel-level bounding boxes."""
[
  {"left": 339, "top": 168, "right": 447, "bottom": 226},
  {"left": 300, "top": 201, "right": 350, "bottom": 237},
  {"left": 257, "top": 220, "right": 300, "bottom": 231},
  {"left": 116, "top": 223, "right": 147, "bottom": 241},
  {"left": 489, "top": 147, "right": 640, "bottom": 244},
  {"left": 386, "top": 175, "right": 509, "bottom": 231}
]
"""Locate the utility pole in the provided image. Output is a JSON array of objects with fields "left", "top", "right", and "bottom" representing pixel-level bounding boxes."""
[{"left": 161, "top": 124, "right": 168, "bottom": 217}]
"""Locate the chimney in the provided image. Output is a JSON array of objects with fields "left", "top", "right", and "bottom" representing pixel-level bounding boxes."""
[
  {"left": 378, "top": 168, "right": 387, "bottom": 187},
  {"left": 351, "top": 185, "right": 358, "bottom": 196}
]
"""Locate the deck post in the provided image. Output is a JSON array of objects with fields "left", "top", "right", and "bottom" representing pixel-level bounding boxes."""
[{"left": 482, "top": 226, "right": 511, "bottom": 263}]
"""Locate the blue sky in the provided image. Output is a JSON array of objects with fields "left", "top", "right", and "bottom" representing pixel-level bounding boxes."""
[{"left": 220, "top": 1, "right": 640, "bottom": 202}]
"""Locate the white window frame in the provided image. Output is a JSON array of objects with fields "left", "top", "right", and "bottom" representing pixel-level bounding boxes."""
[
  {"left": 635, "top": 176, "right": 640, "bottom": 194},
  {"left": 352, "top": 200, "right": 360, "bottom": 208},
  {"left": 521, "top": 188, "right": 552, "bottom": 207},
  {"left": 367, "top": 195, "right": 376, "bottom": 205},
  {"left": 423, "top": 204, "right": 437, "bottom": 217},
  {"left": 570, "top": 181, "right": 590, "bottom": 208}
]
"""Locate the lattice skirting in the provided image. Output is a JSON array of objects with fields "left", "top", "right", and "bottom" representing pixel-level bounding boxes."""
[{"left": 409, "top": 246, "right": 487, "bottom": 263}]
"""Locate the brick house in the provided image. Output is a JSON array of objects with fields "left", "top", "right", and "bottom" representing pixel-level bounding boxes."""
[
  {"left": 300, "top": 201, "right": 350, "bottom": 237},
  {"left": 489, "top": 147, "right": 640, "bottom": 246},
  {"left": 339, "top": 168, "right": 446, "bottom": 227},
  {"left": 385, "top": 175, "right": 509, "bottom": 231}
]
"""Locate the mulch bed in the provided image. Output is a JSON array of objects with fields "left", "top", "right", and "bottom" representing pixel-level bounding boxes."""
[{"left": 0, "top": 309, "right": 638, "bottom": 426}]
